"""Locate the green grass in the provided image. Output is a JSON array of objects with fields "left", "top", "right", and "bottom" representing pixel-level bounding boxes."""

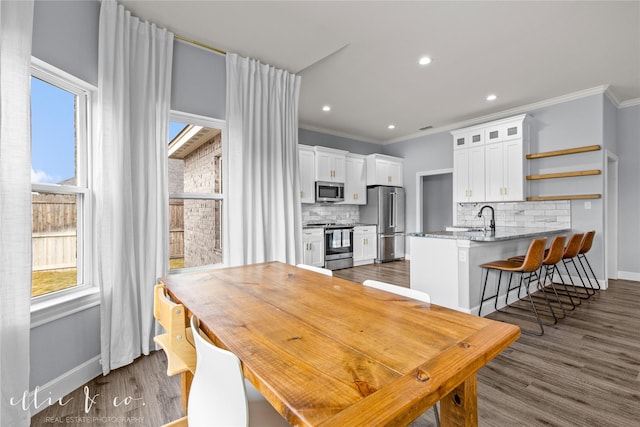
[
  {"left": 32, "top": 258, "right": 186, "bottom": 298},
  {"left": 170, "top": 258, "right": 184, "bottom": 269},
  {"left": 32, "top": 269, "right": 77, "bottom": 297}
]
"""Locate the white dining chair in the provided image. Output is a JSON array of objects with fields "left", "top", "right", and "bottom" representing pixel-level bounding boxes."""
[
  {"left": 362, "top": 279, "right": 440, "bottom": 427},
  {"left": 362, "top": 279, "right": 431, "bottom": 303},
  {"left": 171, "top": 315, "right": 290, "bottom": 427},
  {"left": 296, "top": 263, "right": 333, "bottom": 276}
]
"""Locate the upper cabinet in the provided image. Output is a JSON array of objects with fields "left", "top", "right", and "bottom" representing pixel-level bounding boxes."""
[
  {"left": 366, "top": 154, "right": 404, "bottom": 187},
  {"left": 314, "top": 146, "right": 347, "bottom": 182},
  {"left": 453, "top": 145, "right": 485, "bottom": 203},
  {"left": 452, "top": 114, "right": 528, "bottom": 203},
  {"left": 298, "top": 145, "right": 316, "bottom": 204},
  {"left": 342, "top": 154, "right": 367, "bottom": 205},
  {"left": 453, "top": 128, "right": 485, "bottom": 150}
]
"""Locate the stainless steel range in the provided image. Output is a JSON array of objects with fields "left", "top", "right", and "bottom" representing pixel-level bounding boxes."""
[
  {"left": 307, "top": 222, "right": 354, "bottom": 270},
  {"left": 324, "top": 224, "right": 354, "bottom": 270}
]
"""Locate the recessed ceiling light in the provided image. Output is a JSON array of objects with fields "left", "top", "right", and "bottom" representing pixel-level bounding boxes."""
[
  {"left": 418, "top": 56, "right": 432, "bottom": 66},
  {"left": 388, "top": 124, "right": 396, "bottom": 130},
  {"left": 486, "top": 94, "right": 497, "bottom": 101},
  {"left": 322, "top": 105, "right": 331, "bottom": 112}
]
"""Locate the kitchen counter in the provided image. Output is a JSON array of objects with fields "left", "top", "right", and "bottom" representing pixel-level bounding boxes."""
[
  {"left": 409, "top": 227, "right": 570, "bottom": 242},
  {"left": 409, "top": 228, "right": 570, "bottom": 313}
]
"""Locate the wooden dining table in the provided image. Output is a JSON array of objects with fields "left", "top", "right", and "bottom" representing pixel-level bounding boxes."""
[{"left": 159, "top": 262, "right": 520, "bottom": 427}]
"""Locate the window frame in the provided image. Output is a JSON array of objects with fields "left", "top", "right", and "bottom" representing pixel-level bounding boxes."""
[
  {"left": 168, "top": 110, "right": 227, "bottom": 273},
  {"left": 30, "top": 57, "right": 99, "bottom": 325}
]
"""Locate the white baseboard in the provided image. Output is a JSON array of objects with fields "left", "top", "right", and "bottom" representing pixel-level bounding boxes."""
[
  {"left": 618, "top": 271, "right": 640, "bottom": 281},
  {"left": 557, "top": 274, "right": 607, "bottom": 290},
  {"left": 29, "top": 355, "right": 102, "bottom": 416}
]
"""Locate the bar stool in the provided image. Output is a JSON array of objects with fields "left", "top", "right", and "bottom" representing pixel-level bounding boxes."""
[
  {"left": 508, "top": 235, "right": 575, "bottom": 317},
  {"left": 577, "top": 231, "right": 600, "bottom": 292},
  {"left": 479, "top": 238, "right": 548, "bottom": 335},
  {"left": 557, "top": 233, "right": 594, "bottom": 300}
]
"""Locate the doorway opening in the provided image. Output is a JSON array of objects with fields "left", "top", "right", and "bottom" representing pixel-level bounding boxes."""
[
  {"left": 415, "top": 169, "right": 453, "bottom": 233},
  {"left": 605, "top": 151, "right": 619, "bottom": 282}
]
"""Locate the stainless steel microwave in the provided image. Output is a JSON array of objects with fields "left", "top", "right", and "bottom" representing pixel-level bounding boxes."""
[{"left": 315, "top": 181, "right": 344, "bottom": 203}]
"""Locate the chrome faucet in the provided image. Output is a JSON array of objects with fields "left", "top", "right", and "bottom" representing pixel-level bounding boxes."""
[{"left": 478, "top": 205, "right": 495, "bottom": 232}]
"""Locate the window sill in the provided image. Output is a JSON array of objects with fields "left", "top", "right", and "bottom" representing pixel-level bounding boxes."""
[{"left": 31, "top": 287, "right": 101, "bottom": 328}]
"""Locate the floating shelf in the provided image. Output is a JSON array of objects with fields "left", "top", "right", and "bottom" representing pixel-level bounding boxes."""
[
  {"left": 526, "top": 145, "right": 601, "bottom": 160},
  {"left": 526, "top": 169, "right": 601, "bottom": 180},
  {"left": 526, "top": 194, "right": 601, "bottom": 201}
]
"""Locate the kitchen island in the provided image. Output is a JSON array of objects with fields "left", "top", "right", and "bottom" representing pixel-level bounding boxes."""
[{"left": 409, "top": 227, "right": 569, "bottom": 314}]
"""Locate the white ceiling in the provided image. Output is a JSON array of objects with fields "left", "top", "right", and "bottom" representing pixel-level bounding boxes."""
[{"left": 119, "top": 1, "right": 640, "bottom": 144}]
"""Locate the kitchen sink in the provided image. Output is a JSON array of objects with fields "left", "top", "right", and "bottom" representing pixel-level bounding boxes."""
[{"left": 445, "top": 226, "right": 486, "bottom": 232}]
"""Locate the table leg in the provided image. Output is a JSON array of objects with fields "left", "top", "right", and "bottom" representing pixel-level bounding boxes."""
[
  {"left": 440, "top": 374, "right": 478, "bottom": 427},
  {"left": 180, "top": 371, "right": 193, "bottom": 415}
]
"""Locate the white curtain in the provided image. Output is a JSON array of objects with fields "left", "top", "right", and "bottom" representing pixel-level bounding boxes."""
[
  {"left": 226, "top": 53, "right": 303, "bottom": 266},
  {"left": 96, "top": 0, "right": 173, "bottom": 374},
  {"left": 0, "top": 1, "right": 34, "bottom": 425}
]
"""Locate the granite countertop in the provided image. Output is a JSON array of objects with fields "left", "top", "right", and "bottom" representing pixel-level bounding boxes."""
[{"left": 408, "top": 227, "right": 570, "bottom": 242}]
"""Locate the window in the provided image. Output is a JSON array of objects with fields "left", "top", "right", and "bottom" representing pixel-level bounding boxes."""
[
  {"left": 30, "top": 59, "right": 93, "bottom": 299},
  {"left": 168, "top": 113, "right": 225, "bottom": 270}
]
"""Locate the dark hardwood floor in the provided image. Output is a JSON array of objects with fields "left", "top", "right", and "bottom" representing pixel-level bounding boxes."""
[{"left": 31, "top": 261, "right": 640, "bottom": 426}]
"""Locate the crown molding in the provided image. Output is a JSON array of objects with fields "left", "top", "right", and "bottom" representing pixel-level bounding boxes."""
[
  {"left": 619, "top": 97, "right": 640, "bottom": 108},
  {"left": 604, "top": 85, "right": 620, "bottom": 106},
  {"left": 298, "top": 123, "right": 383, "bottom": 145},
  {"left": 383, "top": 85, "right": 612, "bottom": 145}
]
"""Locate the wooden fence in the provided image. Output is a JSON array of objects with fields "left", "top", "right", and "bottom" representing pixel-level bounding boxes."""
[
  {"left": 32, "top": 231, "right": 76, "bottom": 271},
  {"left": 169, "top": 199, "right": 184, "bottom": 259},
  {"left": 31, "top": 197, "right": 186, "bottom": 271}
]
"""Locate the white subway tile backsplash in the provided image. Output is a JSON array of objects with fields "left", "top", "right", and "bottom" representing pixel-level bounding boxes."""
[
  {"left": 456, "top": 200, "right": 570, "bottom": 229},
  {"left": 302, "top": 204, "right": 360, "bottom": 225}
]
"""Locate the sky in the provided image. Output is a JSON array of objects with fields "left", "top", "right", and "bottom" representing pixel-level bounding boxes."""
[
  {"left": 31, "top": 75, "right": 187, "bottom": 184},
  {"left": 31, "top": 76, "right": 75, "bottom": 184}
]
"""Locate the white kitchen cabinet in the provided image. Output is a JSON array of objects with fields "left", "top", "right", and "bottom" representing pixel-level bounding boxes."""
[
  {"left": 484, "top": 139, "right": 525, "bottom": 202},
  {"left": 452, "top": 128, "right": 485, "bottom": 150},
  {"left": 302, "top": 228, "right": 324, "bottom": 267},
  {"left": 342, "top": 154, "right": 367, "bottom": 205},
  {"left": 451, "top": 114, "right": 527, "bottom": 203},
  {"left": 314, "top": 146, "right": 347, "bottom": 182},
  {"left": 298, "top": 145, "right": 316, "bottom": 204},
  {"left": 366, "top": 154, "right": 404, "bottom": 187},
  {"left": 453, "top": 145, "right": 485, "bottom": 203},
  {"left": 485, "top": 117, "right": 525, "bottom": 144},
  {"left": 353, "top": 225, "right": 377, "bottom": 265}
]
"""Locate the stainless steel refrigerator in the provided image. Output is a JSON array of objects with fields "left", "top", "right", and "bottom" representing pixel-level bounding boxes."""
[{"left": 360, "top": 186, "right": 405, "bottom": 262}]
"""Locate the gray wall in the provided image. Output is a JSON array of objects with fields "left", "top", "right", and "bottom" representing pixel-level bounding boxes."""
[
  {"left": 171, "top": 41, "right": 226, "bottom": 118},
  {"left": 33, "top": 0, "right": 100, "bottom": 86},
  {"left": 422, "top": 173, "right": 453, "bottom": 232},
  {"left": 299, "top": 128, "right": 381, "bottom": 155},
  {"left": 617, "top": 104, "right": 640, "bottom": 274},
  {"left": 382, "top": 131, "right": 454, "bottom": 234}
]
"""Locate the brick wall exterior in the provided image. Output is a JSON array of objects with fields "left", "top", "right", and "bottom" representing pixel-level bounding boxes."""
[{"left": 183, "top": 133, "right": 222, "bottom": 267}]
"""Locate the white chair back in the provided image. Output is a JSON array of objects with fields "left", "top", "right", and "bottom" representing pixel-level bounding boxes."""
[
  {"left": 189, "top": 315, "right": 249, "bottom": 427},
  {"left": 188, "top": 316, "right": 290, "bottom": 427},
  {"left": 296, "top": 264, "right": 333, "bottom": 276},
  {"left": 363, "top": 279, "right": 430, "bottom": 303}
]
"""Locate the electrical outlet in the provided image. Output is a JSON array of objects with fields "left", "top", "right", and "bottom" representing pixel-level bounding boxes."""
[
  {"left": 459, "top": 250, "right": 467, "bottom": 262},
  {"left": 584, "top": 201, "right": 592, "bottom": 210}
]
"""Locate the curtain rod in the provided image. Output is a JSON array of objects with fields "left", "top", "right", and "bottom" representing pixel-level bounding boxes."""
[{"left": 175, "top": 34, "right": 226, "bottom": 55}]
